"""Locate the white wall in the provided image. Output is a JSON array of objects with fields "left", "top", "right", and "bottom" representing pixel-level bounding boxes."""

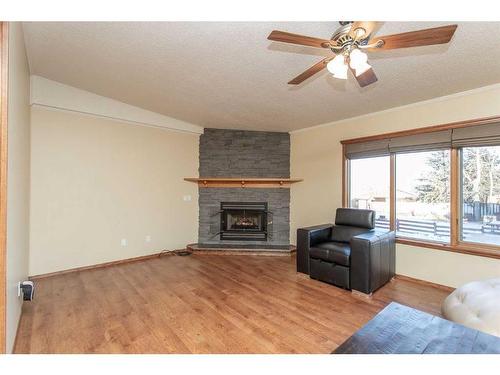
[
  {"left": 6, "top": 22, "right": 31, "bottom": 353},
  {"left": 30, "top": 75, "right": 204, "bottom": 135},
  {"left": 29, "top": 107, "right": 200, "bottom": 276},
  {"left": 291, "top": 84, "right": 500, "bottom": 288}
]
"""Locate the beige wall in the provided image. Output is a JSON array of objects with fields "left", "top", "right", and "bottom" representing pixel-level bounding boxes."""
[
  {"left": 6, "top": 23, "right": 31, "bottom": 353},
  {"left": 30, "top": 107, "right": 199, "bottom": 276},
  {"left": 291, "top": 84, "right": 500, "bottom": 288}
]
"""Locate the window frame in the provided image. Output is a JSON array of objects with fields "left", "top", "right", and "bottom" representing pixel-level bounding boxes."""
[
  {"left": 0, "top": 21, "right": 8, "bottom": 354},
  {"left": 341, "top": 116, "right": 500, "bottom": 260}
]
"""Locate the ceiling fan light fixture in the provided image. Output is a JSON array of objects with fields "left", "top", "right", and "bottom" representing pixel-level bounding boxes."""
[
  {"left": 268, "top": 23, "right": 457, "bottom": 86},
  {"left": 349, "top": 48, "right": 371, "bottom": 76},
  {"left": 326, "top": 54, "right": 348, "bottom": 79}
]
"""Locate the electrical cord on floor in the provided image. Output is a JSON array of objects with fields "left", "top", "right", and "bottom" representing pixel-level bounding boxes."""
[{"left": 159, "top": 249, "right": 193, "bottom": 257}]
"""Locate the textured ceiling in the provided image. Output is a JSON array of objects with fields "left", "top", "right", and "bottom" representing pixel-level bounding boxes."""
[{"left": 23, "top": 22, "right": 500, "bottom": 132}]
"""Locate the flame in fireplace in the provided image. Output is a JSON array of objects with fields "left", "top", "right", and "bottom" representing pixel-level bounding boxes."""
[{"left": 234, "top": 216, "right": 257, "bottom": 227}]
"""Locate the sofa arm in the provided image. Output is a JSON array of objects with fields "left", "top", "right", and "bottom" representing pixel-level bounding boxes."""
[
  {"left": 350, "top": 230, "right": 396, "bottom": 294},
  {"left": 296, "top": 224, "right": 333, "bottom": 274}
]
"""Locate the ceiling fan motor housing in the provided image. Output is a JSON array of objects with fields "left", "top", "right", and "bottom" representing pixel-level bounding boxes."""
[
  {"left": 336, "top": 34, "right": 354, "bottom": 48},
  {"left": 331, "top": 24, "right": 352, "bottom": 41},
  {"left": 331, "top": 25, "right": 373, "bottom": 56}
]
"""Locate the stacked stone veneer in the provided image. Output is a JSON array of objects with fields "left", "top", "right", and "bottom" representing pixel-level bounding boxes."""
[{"left": 198, "top": 128, "right": 290, "bottom": 248}]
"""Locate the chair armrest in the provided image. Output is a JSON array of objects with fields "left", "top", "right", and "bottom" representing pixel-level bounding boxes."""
[
  {"left": 350, "top": 230, "right": 396, "bottom": 294},
  {"left": 296, "top": 224, "right": 333, "bottom": 274}
]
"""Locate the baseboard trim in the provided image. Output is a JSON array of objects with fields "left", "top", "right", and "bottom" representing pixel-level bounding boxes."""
[
  {"left": 395, "top": 274, "right": 455, "bottom": 293},
  {"left": 29, "top": 250, "right": 180, "bottom": 280}
]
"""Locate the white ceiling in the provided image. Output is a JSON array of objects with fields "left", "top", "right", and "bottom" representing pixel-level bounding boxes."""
[{"left": 22, "top": 22, "right": 500, "bottom": 132}]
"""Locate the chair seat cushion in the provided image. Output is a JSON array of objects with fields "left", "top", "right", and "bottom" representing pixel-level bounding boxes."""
[
  {"left": 310, "top": 241, "right": 351, "bottom": 266},
  {"left": 442, "top": 278, "right": 500, "bottom": 337}
]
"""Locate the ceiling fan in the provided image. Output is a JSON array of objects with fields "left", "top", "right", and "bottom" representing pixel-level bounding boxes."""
[{"left": 267, "top": 22, "right": 458, "bottom": 87}]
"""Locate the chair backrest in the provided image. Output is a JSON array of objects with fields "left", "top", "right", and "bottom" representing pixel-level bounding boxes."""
[{"left": 335, "top": 208, "right": 375, "bottom": 229}]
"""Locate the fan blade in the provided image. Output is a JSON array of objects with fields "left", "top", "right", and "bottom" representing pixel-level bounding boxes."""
[
  {"left": 349, "top": 21, "right": 378, "bottom": 40},
  {"left": 368, "top": 24, "right": 457, "bottom": 50},
  {"left": 288, "top": 57, "right": 331, "bottom": 85},
  {"left": 268, "top": 30, "right": 331, "bottom": 48},
  {"left": 349, "top": 65, "right": 378, "bottom": 87}
]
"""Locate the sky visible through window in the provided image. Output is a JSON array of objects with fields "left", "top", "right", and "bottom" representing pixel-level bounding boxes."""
[
  {"left": 350, "top": 156, "right": 390, "bottom": 228},
  {"left": 350, "top": 156, "right": 390, "bottom": 200}
]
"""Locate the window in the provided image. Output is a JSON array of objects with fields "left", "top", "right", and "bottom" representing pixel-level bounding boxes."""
[
  {"left": 349, "top": 156, "right": 390, "bottom": 230},
  {"left": 460, "top": 145, "right": 500, "bottom": 246},
  {"left": 395, "top": 150, "right": 451, "bottom": 243},
  {"left": 343, "top": 118, "right": 500, "bottom": 259}
]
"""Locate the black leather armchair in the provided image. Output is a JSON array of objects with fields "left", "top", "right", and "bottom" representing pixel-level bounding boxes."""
[{"left": 297, "top": 208, "right": 395, "bottom": 294}]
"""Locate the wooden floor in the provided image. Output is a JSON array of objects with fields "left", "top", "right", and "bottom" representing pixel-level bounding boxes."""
[{"left": 14, "top": 254, "right": 451, "bottom": 354}]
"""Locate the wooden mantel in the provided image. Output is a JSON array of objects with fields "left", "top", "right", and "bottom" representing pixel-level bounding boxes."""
[{"left": 184, "top": 177, "right": 303, "bottom": 188}]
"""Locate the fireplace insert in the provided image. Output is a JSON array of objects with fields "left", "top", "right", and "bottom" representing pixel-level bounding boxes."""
[{"left": 220, "top": 202, "right": 268, "bottom": 241}]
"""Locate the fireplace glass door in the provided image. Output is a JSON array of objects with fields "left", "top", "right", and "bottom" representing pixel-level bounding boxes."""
[{"left": 220, "top": 202, "right": 267, "bottom": 241}]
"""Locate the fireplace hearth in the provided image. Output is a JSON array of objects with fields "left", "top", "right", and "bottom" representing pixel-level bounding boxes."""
[{"left": 220, "top": 202, "right": 269, "bottom": 241}]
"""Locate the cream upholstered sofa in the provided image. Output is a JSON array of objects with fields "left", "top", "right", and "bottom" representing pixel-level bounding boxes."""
[{"left": 442, "top": 278, "right": 500, "bottom": 337}]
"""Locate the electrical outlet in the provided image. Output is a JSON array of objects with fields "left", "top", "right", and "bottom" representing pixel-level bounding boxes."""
[
  {"left": 121, "top": 238, "right": 127, "bottom": 246},
  {"left": 183, "top": 195, "right": 192, "bottom": 202},
  {"left": 145, "top": 235, "right": 151, "bottom": 243}
]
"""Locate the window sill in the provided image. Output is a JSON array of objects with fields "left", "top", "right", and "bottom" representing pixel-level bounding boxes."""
[{"left": 396, "top": 238, "right": 500, "bottom": 260}]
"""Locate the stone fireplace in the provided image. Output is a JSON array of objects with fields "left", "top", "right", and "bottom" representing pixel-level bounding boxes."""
[{"left": 197, "top": 128, "right": 291, "bottom": 250}]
